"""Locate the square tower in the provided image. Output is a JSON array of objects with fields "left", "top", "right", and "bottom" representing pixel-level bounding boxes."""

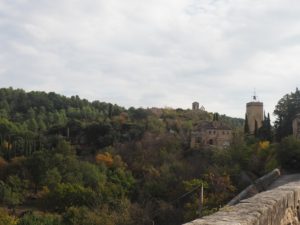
[{"left": 192, "top": 102, "right": 199, "bottom": 110}]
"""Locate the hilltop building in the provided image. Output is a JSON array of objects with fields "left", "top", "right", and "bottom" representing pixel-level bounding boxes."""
[
  {"left": 190, "top": 120, "right": 232, "bottom": 148},
  {"left": 246, "top": 94, "right": 264, "bottom": 134},
  {"left": 293, "top": 114, "right": 300, "bottom": 139},
  {"left": 192, "top": 102, "right": 199, "bottom": 110},
  {"left": 192, "top": 102, "right": 206, "bottom": 111}
]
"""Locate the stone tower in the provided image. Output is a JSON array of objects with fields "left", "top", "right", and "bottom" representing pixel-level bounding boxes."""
[
  {"left": 246, "top": 94, "right": 263, "bottom": 134},
  {"left": 192, "top": 102, "right": 199, "bottom": 110}
]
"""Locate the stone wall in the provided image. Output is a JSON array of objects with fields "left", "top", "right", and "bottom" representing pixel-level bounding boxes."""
[
  {"left": 183, "top": 176, "right": 300, "bottom": 225},
  {"left": 227, "top": 169, "right": 281, "bottom": 206}
]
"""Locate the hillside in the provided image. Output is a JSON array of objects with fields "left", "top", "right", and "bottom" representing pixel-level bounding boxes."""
[{"left": 0, "top": 87, "right": 269, "bottom": 225}]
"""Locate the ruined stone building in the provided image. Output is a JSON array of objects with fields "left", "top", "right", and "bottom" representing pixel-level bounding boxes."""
[
  {"left": 293, "top": 114, "right": 300, "bottom": 139},
  {"left": 192, "top": 102, "right": 205, "bottom": 111},
  {"left": 246, "top": 95, "right": 264, "bottom": 134},
  {"left": 190, "top": 121, "right": 232, "bottom": 148},
  {"left": 192, "top": 101, "right": 199, "bottom": 110}
]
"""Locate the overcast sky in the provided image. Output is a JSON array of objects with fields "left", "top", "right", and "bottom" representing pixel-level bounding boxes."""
[{"left": 1, "top": 0, "right": 300, "bottom": 119}]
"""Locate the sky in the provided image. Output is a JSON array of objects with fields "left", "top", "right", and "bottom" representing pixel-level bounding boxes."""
[{"left": 0, "top": 0, "right": 300, "bottom": 119}]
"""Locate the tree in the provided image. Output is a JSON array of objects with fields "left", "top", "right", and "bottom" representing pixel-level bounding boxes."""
[
  {"left": 244, "top": 114, "right": 249, "bottom": 134},
  {"left": 0, "top": 176, "right": 27, "bottom": 211},
  {"left": 254, "top": 120, "right": 258, "bottom": 137},
  {"left": 45, "top": 183, "right": 99, "bottom": 211},
  {"left": 213, "top": 113, "right": 219, "bottom": 121},
  {"left": 26, "top": 151, "right": 49, "bottom": 192},
  {"left": 277, "top": 136, "right": 300, "bottom": 171},
  {"left": 274, "top": 88, "right": 300, "bottom": 141},
  {"left": 0, "top": 208, "right": 17, "bottom": 225},
  {"left": 17, "top": 212, "right": 62, "bottom": 225},
  {"left": 27, "top": 118, "right": 38, "bottom": 132},
  {"left": 62, "top": 207, "right": 108, "bottom": 225},
  {"left": 258, "top": 113, "right": 272, "bottom": 141},
  {"left": 43, "top": 168, "right": 62, "bottom": 190}
]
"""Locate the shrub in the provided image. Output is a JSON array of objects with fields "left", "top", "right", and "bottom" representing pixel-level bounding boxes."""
[{"left": 277, "top": 136, "right": 300, "bottom": 171}]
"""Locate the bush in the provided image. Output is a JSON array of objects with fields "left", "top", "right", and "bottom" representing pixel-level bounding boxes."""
[
  {"left": 45, "top": 183, "right": 99, "bottom": 211},
  {"left": 17, "top": 212, "right": 61, "bottom": 225},
  {"left": 62, "top": 207, "right": 111, "bottom": 225},
  {"left": 277, "top": 136, "right": 300, "bottom": 171},
  {"left": 0, "top": 208, "right": 17, "bottom": 225}
]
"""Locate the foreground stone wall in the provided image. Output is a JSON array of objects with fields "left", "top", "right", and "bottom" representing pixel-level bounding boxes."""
[
  {"left": 227, "top": 169, "right": 281, "bottom": 206},
  {"left": 183, "top": 177, "right": 300, "bottom": 225}
]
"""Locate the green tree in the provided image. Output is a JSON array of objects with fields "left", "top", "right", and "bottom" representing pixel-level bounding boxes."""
[
  {"left": 0, "top": 176, "right": 27, "bottom": 211},
  {"left": 0, "top": 208, "right": 17, "bottom": 225},
  {"left": 26, "top": 151, "right": 49, "bottom": 192},
  {"left": 254, "top": 120, "right": 258, "bottom": 137},
  {"left": 17, "top": 212, "right": 62, "bottom": 225},
  {"left": 277, "top": 136, "right": 300, "bottom": 171},
  {"left": 258, "top": 113, "right": 272, "bottom": 141},
  {"left": 274, "top": 88, "right": 300, "bottom": 141},
  {"left": 45, "top": 183, "right": 99, "bottom": 211},
  {"left": 244, "top": 114, "right": 249, "bottom": 134},
  {"left": 62, "top": 207, "right": 108, "bottom": 225},
  {"left": 44, "top": 168, "right": 62, "bottom": 190},
  {"left": 27, "top": 118, "right": 38, "bottom": 132}
]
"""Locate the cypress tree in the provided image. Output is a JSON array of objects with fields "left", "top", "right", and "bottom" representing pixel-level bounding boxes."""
[
  {"left": 258, "top": 112, "right": 272, "bottom": 141},
  {"left": 244, "top": 114, "right": 250, "bottom": 134},
  {"left": 266, "top": 113, "right": 272, "bottom": 141},
  {"left": 254, "top": 120, "right": 258, "bottom": 137}
]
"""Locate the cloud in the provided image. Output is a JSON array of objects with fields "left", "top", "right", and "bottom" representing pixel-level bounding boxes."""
[{"left": 0, "top": 0, "right": 300, "bottom": 120}]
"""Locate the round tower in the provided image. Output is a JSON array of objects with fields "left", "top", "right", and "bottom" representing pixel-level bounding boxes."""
[{"left": 246, "top": 94, "right": 263, "bottom": 134}]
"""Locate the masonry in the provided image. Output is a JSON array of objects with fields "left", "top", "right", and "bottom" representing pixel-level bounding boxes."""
[{"left": 183, "top": 172, "right": 300, "bottom": 225}]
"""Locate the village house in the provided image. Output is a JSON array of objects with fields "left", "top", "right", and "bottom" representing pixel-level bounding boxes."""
[
  {"left": 190, "top": 120, "right": 232, "bottom": 148},
  {"left": 293, "top": 114, "right": 300, "bottom": 139}
]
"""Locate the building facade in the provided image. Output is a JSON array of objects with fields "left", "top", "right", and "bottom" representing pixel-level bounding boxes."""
[
  {"left": 293, "top": 114, "right": 300, "bottom": 139},
  {"left": 192, "top": 102, "right": 199, "bottom": 110},
  {"left": 191, "top": 121, "right": 232, "bottom": 148}
]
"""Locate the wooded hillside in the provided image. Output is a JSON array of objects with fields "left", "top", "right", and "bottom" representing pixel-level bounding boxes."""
[{"left": 0, "top": 87, "right": 277, "bottom": 225}]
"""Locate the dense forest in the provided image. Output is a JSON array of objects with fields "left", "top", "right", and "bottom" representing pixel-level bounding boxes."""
[{"left": 0, "top": 87, "right": 298, "bottom": 225}]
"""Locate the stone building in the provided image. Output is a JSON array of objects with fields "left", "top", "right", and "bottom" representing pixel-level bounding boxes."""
[
  {"left": 293, "top": 114, "right": 300, "bottom": 139},
  {"left": 190, "top": 121, "right": 232, "bottom": 148},
  {"left": 192, "top": 102, "right": 199, "bottom": 110},
  {"left": 192, "top": 102, "right": 206, "bottom": 111},
  {"left": 246, "top": 95, "right": 264, "bottom": 134}
]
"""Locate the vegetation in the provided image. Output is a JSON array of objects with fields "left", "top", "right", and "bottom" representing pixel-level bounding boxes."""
[
  {"left": 274, "top": 88, "right": 300, "bottom": 141},
  {"left": 0, "top": 87, "right": 297, "bottom": 225}
]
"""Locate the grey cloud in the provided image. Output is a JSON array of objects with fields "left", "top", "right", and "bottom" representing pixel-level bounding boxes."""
[{"left": 1, "top": 0, "right": 300, "bottom": 119}]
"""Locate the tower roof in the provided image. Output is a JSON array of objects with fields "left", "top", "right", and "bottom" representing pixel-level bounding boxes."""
[{"left": 247, "top": 90, "right": 263, "bottom": 105}]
